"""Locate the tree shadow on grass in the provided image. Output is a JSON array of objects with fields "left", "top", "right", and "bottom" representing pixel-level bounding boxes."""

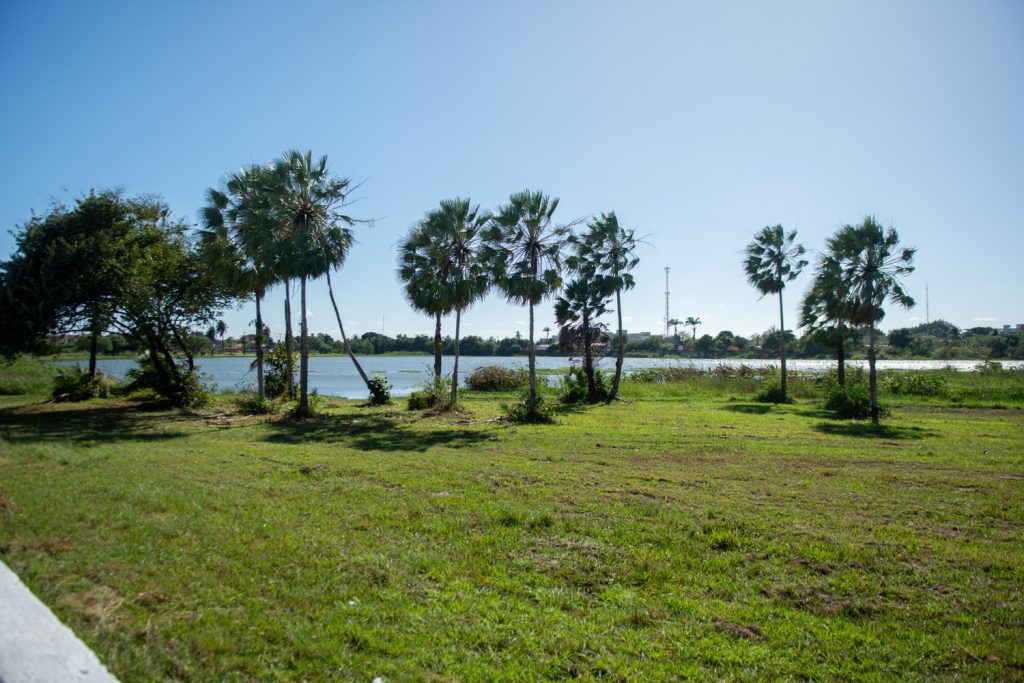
[
  {"left": 812, "top": 421, "right": 935, "bottom": 440},
  {"left": 262, "top": 413, "right": 497, "bottom": 453},
  {"left": 722, "top": 403, "right": 775, "bottom": 415},
  {"left": 0, "top": 401, "right": 190, "bottom": 445}
]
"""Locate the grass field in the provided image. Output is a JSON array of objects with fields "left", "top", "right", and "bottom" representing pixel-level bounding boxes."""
[{"left": 1, "top": 364, "right": 1022, "bottom": 681}]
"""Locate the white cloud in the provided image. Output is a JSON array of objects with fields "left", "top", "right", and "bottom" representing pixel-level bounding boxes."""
[{"left": 908, "top": 316, "right": 921, "bottom": 322}]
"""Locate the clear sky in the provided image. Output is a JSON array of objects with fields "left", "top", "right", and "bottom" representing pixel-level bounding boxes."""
[{"left": 2, "top": 1, "right": 1021, "bottom": 342}]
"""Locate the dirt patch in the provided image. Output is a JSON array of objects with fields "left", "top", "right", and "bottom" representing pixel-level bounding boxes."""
[
  {"left": 0, "top": 493, "right": 17, "bottom": 513},
  {"left": 762, "top": 584, "right": 883, "bottom": 617},
  {"left": 57, "top": 585, "right": 125, "bottom": 633},
  {"left": 713, "top": 620, "right": 764, "bottom": 640}
]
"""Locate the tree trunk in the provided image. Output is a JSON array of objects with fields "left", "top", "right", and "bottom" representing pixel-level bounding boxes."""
[
  {"left": 451, "top": 307, "right": 462, "bottom": 405},
  {"left": 527, "top": 256, "right": 538, "bottom": 410},
  {"left": 836, "top": 322, "right": 846, "bottom": 389},
  {"left": 778, "top": 290, "right": 787, "bottom": 401},
  {"left": 298, "top": 275, "right": 309, "bottom": 415},
  {"left": 326, "top": 270, "right": 371, "bottom": 389},
  {"left": 583, "top": 312, "right": 596, "bottom": 400},
  {"left": 255, "top": 291, "right": 265, "bottom": 401},
  {"left": 609, "top": 287, "right": 624, "bottom": 402},
  {"left": 433, "top": 311, "right": 443, "bottom": 379},
  {"left": 88, "top": 327, "right": 99, "bottom": 379},
  {"left": 284, "top": 282, "right": 295, "bottom": 400},
  {"left": 171, "top": 326, "right": 195, "bottom": 372},
  {"left": 868, "top": 323, "right": 879, "bottom": 426}
]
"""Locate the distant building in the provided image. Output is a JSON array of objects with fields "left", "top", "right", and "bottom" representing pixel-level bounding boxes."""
[
  {"left": 624, "top": 331, "right": 652, "bottom": 341},
  {"left": 1000, "top": 324, "right": 1024, "bottom": 334}
]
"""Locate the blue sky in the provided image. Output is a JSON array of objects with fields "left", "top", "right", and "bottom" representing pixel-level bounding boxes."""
[{"left": 2, "top": 1, "right": 1021, "bottom": 341}]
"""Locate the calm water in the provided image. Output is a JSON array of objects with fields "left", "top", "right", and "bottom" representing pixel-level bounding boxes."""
[{"left": 56, "top": 355, "right": 1024, "bottom": 399}]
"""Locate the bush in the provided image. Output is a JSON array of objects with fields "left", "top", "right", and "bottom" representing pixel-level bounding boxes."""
[
  {"left": 367, "top": 374, "right": 392, "bottom": 406},
  {"left": 559, "top": 366, "right": 609, "bottom": 403},
  {"left": 882, "top": 370, "right": 949, "bottom": 397},
  {"left": 503, "top": 392, "right": 555, "bottom": 424},
  {"left": 263, "top": 343, "right": 295, "bottom": 400},
  {"left": 125, "top": 358, "right": 212, "bottom": 408},
  {"left": 818, "top": 367, "right": 882, "bottom": 419},
  {"left": 0, "top": 357, "right": 58, "bottom": 396},
  {"left": 755, "top": 379, "right": 793, "bottom": 404},
  {"left": 627, "top": 366, "right": 703, "bottom": 383},
  {"left": 51, "top": 367, "right": 117, "bottom": 402},
  {"left": 407, "top": 375, "right": 453, "bottom": 411},
  {"left": 465, "top": 365, "right": 531, "bottom": 391},
  {"left": 234, "top": 392, "right": 276, "bottom": 415}
]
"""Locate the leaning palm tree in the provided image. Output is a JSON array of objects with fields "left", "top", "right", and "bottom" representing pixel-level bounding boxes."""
[
  {"left": 743, "top": 225, "right": 807, "bottom": 402},
  {"left": 800, "top": 250, "right": 853, "bottom": 388},
  {"left": 398, "top": 210, "right": 454, "bottom": 381},
  {"left": 830, "top": 217, "right": 915, "bottom": 425},
  {"left": 266, "top": 150, "right": 362, "bottom": 416},
  {"left": 484, "top": 189, "right": 577, "bottom": 413},
  {"left": 432, "top": 198, "right": 491, "bottom": 405},
  {"left": 566, "top": 212, "right": 639, "bottom": 402},
  {"left": 198, "top": 165, "right": 279, "bottom": 401}
]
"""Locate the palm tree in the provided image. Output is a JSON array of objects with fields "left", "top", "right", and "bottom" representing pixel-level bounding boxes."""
[
  {"left": 542, "top": 326, "right": 551, "bottom": 344},
  {"left": 484, "top": 189, "right": 577, "bottom": 412},
  {"left": 800, "top": 250, "right": 852, "bottom": 388},
  {"left": 566, "top": 212, "right": 639, "bottom": 402},
  {"left": 432, "top": 198, "right": 491, "bottom": 405},
  {"left": 555, "top": 277, "right": 611, "bottom": 400},
  {"left": 684, "top": 316, "right": 702, "bottom": 341},
  {"left": 398, "top": 210, "right": 453, "bottom": 381},
  {"left": 743, "top": 225, "right": 807, "bottom": 402},
  {"left": 266, "top": 150, "right": 361, "bottom": 416},
  {"left": 198, "top": 165, "right": 279, "bottom": 401},
  {"left": 667, "top": 318, "right": 683, "bottom": 339},
  {"left": 830, "top": 217, "right": 915, "bottom": 425}
]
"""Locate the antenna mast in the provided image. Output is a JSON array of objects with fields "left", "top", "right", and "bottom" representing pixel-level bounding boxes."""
[{"left": 664, "top": 267, "right": 671, "bottom": 336}]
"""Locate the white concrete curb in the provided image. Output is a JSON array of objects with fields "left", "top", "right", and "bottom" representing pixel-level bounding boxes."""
[{"left": 0, "top": 561, "right": 119, "bottom": 683}]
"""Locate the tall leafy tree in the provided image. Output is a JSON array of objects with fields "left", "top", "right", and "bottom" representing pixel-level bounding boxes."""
[
  {"left": 199, "top": 165, "right": 279, "bottom": 401},
  {"left": 684, "top": 316, "right": 702, "bottom": 341},
  {"left": 398, "top": 211, "right": 453, "bottom": 380},
  {"left": 555, "top": 277, "right": 611, "bottom": 400},
  {"left": 433, "top": 198, "right": 491, "bottom": 404},
  {"left": 743, "top": 225, "right": 807, "bottom": 402},
  {"left": 565, "top": 212, "right": 639, "bottom": 401},
  {"left": 800, "top": 249, "right": 853, "bottom": 388},
  {"left": 830, "top": 217, "right": 915, "bottom": 425},
  {"left": 484, "top": 189, "right": 576, "bottom": 412}
]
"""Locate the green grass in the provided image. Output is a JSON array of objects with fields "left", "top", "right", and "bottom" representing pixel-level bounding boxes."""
[
  {"left": 0, "top": 356, "right": 57, "bottom": 396},
  {"left": 0, "top": 370, "right": 1022, "bottom": 680}
]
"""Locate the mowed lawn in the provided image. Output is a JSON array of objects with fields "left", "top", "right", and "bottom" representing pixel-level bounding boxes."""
[{"left": 1, "top": 381, "right": 1022, "bottom": 681}]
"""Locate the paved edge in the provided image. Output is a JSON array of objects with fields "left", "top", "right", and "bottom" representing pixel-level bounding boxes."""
[{"left": 0, "top": 560, "right": 119, "bottom": 683}]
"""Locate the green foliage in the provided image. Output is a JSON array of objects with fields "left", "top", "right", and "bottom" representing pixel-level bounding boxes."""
[
  {"left": 755, "top": 379, "right": 794, "bottom": 404},
  {"left": 51, "top": 367, "right": 118, "bottom": 402},
  {"left": 124, "top": 358, "right": 212, "bottom": 408},
  {"left": 263, "top": 343, "right": 296, "bottom": 400},
  {"left": 627, "top": 366, "right": 705, "bottom": 383},
  {"left": 234, "top": 393, "right": 276, "bottom": 415},
  {"left": 819, "top": 367, "right": 874, "bottom": 419},
  {"left": 407, "top": 375, "right": 453, "bottom": 411},
  {"left": 465, "top": 365, "right": 530, "bottom": 391},
  {"left": 882, "top": 370, "right": 950, "bottom": 397},
  {"left": 559, "top": 366, "right": 609, "bottom": 403},
  {"left": 367, "top": 374, "right": 392, "bottom": 405},
  {"left": 502, "top": 391, "right": 555, "bottom": 424},
  {"left": 0, "top": 357, "right": 56, "bottom": 396}
]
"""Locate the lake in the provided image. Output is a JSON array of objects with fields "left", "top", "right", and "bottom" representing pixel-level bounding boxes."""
[{"left": 55, "top": 356, "right": 1024, "bottom": 399}]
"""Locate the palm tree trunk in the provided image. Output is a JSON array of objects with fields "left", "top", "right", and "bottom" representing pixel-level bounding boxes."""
[
  {"left": 298, "top": 275, "right": 309, "bottom": 414},
  {"left": 583, "top": 312, "right": 596, "bottom": 400},
  {"left": 527, "top": 257, "right": 538, "bottom": 410},
  {"left": 284, "top": 283, "right": 295, "bottom": 400},
  {"left": 255, "top": 291, "right": 265, "bottom": 401},
  {"left": 609, "top": 287, "right": 624, "bottom": 402},
  {"left": 451, "top": 307, "right": 462, "bottom": 405},
  {"left": 836, "top": 322, "right": 846, "bottom": 389},
  {"left": 433, "top": 311, "right": 443, "bottom": 379},
  {"left": 868, "top": 323, "right": 879, "bottom": 426},
  {"left": 778, "top": 290, "right": 787, "bottom": 401},
  {"left": 326, "top": 270, "right": 371, "bottom": 389}
]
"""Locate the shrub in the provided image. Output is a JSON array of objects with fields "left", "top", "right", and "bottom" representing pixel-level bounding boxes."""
[
  {"left": 882, "top": 370, "right": 949, "bottom": 397},
  {"left": 755, "top": 379, "right": 793, "bottom": 404},
  {"left": 234, "top": 393, "right": 276, "bottom": 415},
  {"left": 559, "top": 366, "right": 609, "bottom": 403},
  {"left": 124, "top": 358, "right": 212, "bottom": 408},
  {"left": 263, "top": 343, "right": 295, "bottom": 400},
  {"left": 407, "top": 375, "right": 453, "bottom": 411},
  {"left": 367, "top": 374, "right": 392, "bottom": 406},
  {"left": 503, "top": 392, "right": 555, "bottom": 424},
  {"left": 465, "top": 365, "right": 531, "bottom": 391},
  {"left": 818, "top": 367, "right": 881, "bottom": 419},
  {"left": 627, "top": 366, "right": 703, "bottom": 383},
  {"left": 51, "top": 367, "right": 118, "bottom": 402}
]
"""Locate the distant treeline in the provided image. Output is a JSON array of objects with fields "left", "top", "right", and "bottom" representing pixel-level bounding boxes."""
[{"left": 48, "top": 319, "right": 1024, "bottom": 360}]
